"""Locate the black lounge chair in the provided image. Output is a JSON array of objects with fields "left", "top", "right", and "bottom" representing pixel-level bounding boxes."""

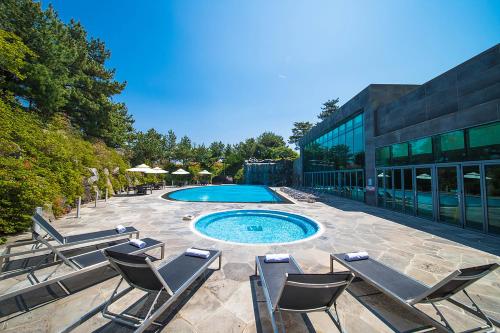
[
  {"left": 0, "top": 237, "right": 164, "bottom": 304},
  {"left": 0, "top": 210, "right": 140, "bottom": 276},
  {"left": 255, "top": 255, "right": 354, "bottom": 333},
  {"left": 101, "top": 247, "right": 221, "bottom": 332},
  {"left": 331, "top": 253, "right": 499, "bottom": 333},
  {"left": 136, "top": 185, "right": 150, "bottom": 195}
]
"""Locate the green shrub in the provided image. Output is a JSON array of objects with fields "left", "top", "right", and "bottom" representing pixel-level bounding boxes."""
[{"left": 0, "top": 98, "right": 130, "bottom": 235}]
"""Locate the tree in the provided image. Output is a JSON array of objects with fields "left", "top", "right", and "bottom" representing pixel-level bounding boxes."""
[
  {"left": 318, "top": 98, "right": 340, "bottom": 121},
  {"left": 164, "top": 130, "right": 177, "bottom": 163},
  {"left": 0, "top": 0, "right": 134, "bottom": 147},
  {"left": 175, "top": 136, "right": 193, "bottom": 165},
  {"left": 130, "top": 128, "right": 167, "bottom": 165},
  {"left": 0, "top": 29, "right": 35, "bottom": 83},
  {"left": 288, "top": 121, "right": 313, "bottom": 150}
]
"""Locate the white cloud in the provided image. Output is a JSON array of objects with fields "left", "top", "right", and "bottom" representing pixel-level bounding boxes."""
[{"left": 278, "top": 74, "right": 287, "bottom": 79}]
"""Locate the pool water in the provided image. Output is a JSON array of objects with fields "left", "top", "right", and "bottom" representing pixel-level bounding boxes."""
[
  {"left": 193, "top": 210, "right": 320, "bottom": 244},
  {"left": 166, "top": 185, "right": 285, "bottom": 203}
]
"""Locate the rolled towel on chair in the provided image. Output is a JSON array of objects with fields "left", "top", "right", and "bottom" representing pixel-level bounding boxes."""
[
  {"left": 265, "top": 253, "right": 290, "bottom": 263},
  {"left": 344, "top": 251, "right": 369, "bottom": 262},
  {"left": 129, "top": 239, "right": 146, "bottom": 249},
  {"left": 115, "top": 225, "right": 126, "bottom": 233},
  {"left": 186, "top": 247, "right": 210, "bottom": 259}
]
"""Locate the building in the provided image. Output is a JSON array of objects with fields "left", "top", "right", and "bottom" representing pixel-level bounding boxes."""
[{"left": 298, "top": 44, "right": 500, "bottom": 236}]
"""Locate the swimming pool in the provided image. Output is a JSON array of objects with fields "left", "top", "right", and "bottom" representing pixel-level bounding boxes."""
[
  {"left": 165, "top": 185, "right": 287, "bottom": 203},
  {"left": 193, "top": 210, "right": 321, "bottom": 244}
]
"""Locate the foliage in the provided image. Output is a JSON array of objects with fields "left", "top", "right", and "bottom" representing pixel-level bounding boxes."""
[
  {"left": 0, "top": 97, "right": 130, "bottom": 235},
  {"left": 0, "top": 29, "right": 35, "bottom": 81},
  {"left": 0, "top": 0, "right": 134, "bottom": 147},
  {"left": 130, "top": 128, "right": 168, "bottom": 165},
  {"left": 288, "top": 121, "right": 313, "bottom": 150},
  {"left": 318, "top": 98, "right": 340, "bottom": 121}
]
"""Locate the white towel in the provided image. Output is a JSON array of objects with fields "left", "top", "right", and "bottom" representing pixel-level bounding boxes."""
[
  {"left": 265, "top": 253, "right": 290, "bottom": 263},
  {"left": 116, "top": 225, "right": 126, "bottom": 233},
  {"left": 186, "top": 248, "right": 210, "bottom": 259},
  {"left": 344, "top": 251, "right": 369, "bottom": 262},
  {"left": 129, "top": 239, "right": 146, "bottom": 249}
]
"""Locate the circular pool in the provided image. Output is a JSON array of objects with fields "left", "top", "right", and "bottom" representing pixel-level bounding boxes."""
[{"left": 192, "top": 210, "right": 321, "bottom": 244}]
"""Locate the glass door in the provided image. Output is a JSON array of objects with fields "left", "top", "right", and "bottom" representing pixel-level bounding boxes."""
[
  {"left": 437, "top": 166, "right": 461, "bottom": 225},
  {"left": 462, "top": 165, "right": 483, "bottom": 230},
  {"left": 485, "top": 164, "right": 500, "bottom": 235},
  {"left": 403, "top": 168, "right": 414, "bottom": 215},
  {"left": 416, "top": 168, "right": 433, "bottom": 219},
  {"left": 384, "top": 169, "right": 394, "bottom": 209},
  {"left": 394, "top": 169, "right": 403, "bottom": 211}
]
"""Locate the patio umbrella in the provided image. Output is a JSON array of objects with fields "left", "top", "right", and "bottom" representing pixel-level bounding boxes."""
[
  {"left": 171, "top": 168, "right": 190, "bottom": 186},
  {"left": 172, "top": 168, "right": 190, "bottom": 175},
  {"left": 144, "top": 167, "right": 168, "bottom": 174},
  {"left": 126, "top": 164, "right": 151, "bottom": 172},
  {"left": 198, "top": 170, "right": 213, "bottom": 184}
]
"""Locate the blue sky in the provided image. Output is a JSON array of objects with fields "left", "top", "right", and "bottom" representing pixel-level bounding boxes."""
[{"left": 46, "top": 0, "right": 500, "bottom": 145}]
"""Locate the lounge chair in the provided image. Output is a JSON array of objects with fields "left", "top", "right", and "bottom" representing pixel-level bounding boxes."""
[
  {"left": 255, "top": 255, "right": 354, "bottom": 333},
  {"left": 330, "top": 253, "right": 499, "bottom": 333},
  {"left": 101, "top": 247, "right": 222, "bottom": 332},
  {"left": 0, "top": 237, "right": 164, "bottom": 305},
  {"left": 0, "top": 210, "right": 140, "bottom": 275}
]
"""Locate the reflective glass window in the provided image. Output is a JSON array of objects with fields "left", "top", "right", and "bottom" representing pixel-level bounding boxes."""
[
  {"left": 486, "top": 165, "right": 500, "bottom": 235},
  {"left": 392, "top": 142, "right": 409, "bottom": 165},
  {"left": 353, "top": 126, "right": 363, "bottom": 153},
  {"left": 354, "top": 114, "right": 363, "bottom": 127},
  {"left": 409, "top": 137, "right": 433, "bottom": 164},
  {"left": 346, "top": 119, "right": 353, "bottom": 132},
  {"left": 468, "top": 122, "right": 500, "bottom": 160},
  {"left": 375, "top": 146, "right": 391, "bottom": 166},
  {"left": 437, "top": 130, "right": 465, "bottom": 162},
  {"left": 416, "top": 168, "right": 433, "bottom": 219}
]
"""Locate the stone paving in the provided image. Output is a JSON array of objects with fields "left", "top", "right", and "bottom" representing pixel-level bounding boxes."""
[{"left": 1, "top": 187, "right": 499, "bottom": 333}]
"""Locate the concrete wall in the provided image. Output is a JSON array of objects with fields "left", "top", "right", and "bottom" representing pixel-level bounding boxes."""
[{"left": 373, "top": 44, "right": 500, "bottom": 147}]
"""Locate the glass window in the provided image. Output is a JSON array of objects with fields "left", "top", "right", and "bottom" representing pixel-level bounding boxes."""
[
  {"left": 338, "top": 123, "right": 345, "bottom": 135},
  {"left": 377, "top": 169, "right": 385, "bottom": 206},
  {"left": 393, "top": 169, "right": 403, "bottom": 211},
  {"left": 416, "top": 168, "right": 433, "bottom": 220},
  {"left": 437, "top": 166, "right": 460, "bottom": 225},
  {"left": 375, "top": 146, "right": 391, "bottom": 166},
  {"left": 392, "top": 142, "right": 409, "bottom": 165},
  {"left": 345, "top": 119, "right": 353, "bottom": 132},
  {"left": 486, "top": 165, "right": 500, "bottom": 235},
  {"left": 332, "top": 127, "right": 338, "bottom": 137},
  {"left": 403, "top": 168, "right": 414, "bottom": 215},
  {"left": 332, "top": 135, "right": 338, "bottom": 147},
  {"left": 463, "top": 165, "right": 483, "bottom": 230},
  {"left": 354, "top": 114, "right": 363, "bottom": 127},
  {"left": 468, "top": 122, "right": 500, "bottom": 160},
  {"left": 353, "top": 126, "right": 363, "bottom": 153},
  {"left": 409, "top": 137, "right": 433, "bottom": 164},
  {"left": 437, "top": 130, "right": 465, "bottom": 162},
  {"left": 346, "top": 130, "right": 354, "bottom": 154},
  {"left": 338, "top": 132, "right": 345, "bottom": 147}
]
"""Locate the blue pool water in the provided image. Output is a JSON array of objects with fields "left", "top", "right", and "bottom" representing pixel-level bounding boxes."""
[
  {"left": 166, "top": 185, "right": 285, "bottom": 203},
  {"left": 194, "top": 210, "right": 320, "bottom": 244}
]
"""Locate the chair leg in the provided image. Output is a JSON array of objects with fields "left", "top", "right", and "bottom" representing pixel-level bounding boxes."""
[
  {"left": 431, "top": 302, "right": 454, "bottom": 332},
  {"left": 327, "top": 302, "right": 346, "bottom": 333},
  {"left": 276, "top": 308, "right": 286, "bottom": 333}
]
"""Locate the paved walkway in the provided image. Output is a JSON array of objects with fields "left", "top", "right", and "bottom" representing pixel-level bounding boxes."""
[{"left": 1, "top": 187, "right": 499, "bottom": 332}]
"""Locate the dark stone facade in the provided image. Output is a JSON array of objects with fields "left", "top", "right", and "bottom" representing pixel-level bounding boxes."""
[{"left": 299, "top": 44, "right": 500, "bottom": 206}]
